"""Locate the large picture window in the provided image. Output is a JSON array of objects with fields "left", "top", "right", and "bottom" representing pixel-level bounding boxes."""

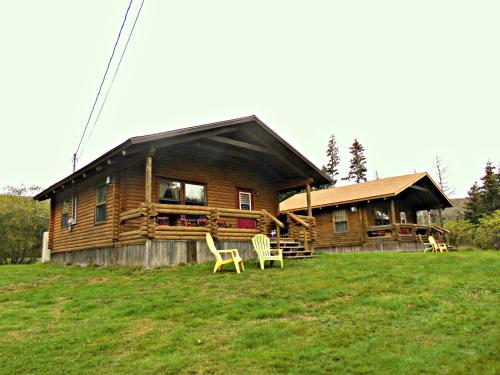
[
  {"left": 158, "top": 178, "right": 206, "bottom": 205},
  {"left": 374, "top": 207, "right": 390, "bottom": 225},
  {"left": 333, "top": 209, "right": 348, "bottom": 233},
  {"left": 184, "top": 183, "right": 205, "bottom": 205},
  {"left": 95, "top": 185, "right": 107, "bottom": 223}
]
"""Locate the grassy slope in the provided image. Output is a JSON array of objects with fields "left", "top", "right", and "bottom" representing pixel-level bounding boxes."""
[{"left": 0, "top": 251, "right": 498, "bottom": 375}]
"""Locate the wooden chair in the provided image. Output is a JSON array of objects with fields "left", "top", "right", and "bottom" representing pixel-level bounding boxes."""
[
  {"left": 418, "top": 234, "right": 433, "bottom": 253},
  {"left": 252, "top": 234, "right": 283, "bottom": 270},
  {"left": 428, "top": 236, "right": 448, "bottom": 253},
  {"left": 205, "top": 234, "right": 245, "bottom": 274}
]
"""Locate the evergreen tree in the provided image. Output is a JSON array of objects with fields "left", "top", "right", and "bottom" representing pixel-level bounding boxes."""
[
  {"left": 343, "top": 139, "right": 367, "bottom": 183},
  {"left": 479, "top": 161, "right": 500, "bottom": 215},
  {"left": 323, "top": 133, "right": 340, "bottom": 187},
  {"left": 464, "top": 161, "right": 500, "bottom": 224},
  {"left": 464, "top": 181, "right": 482, "bottom": 224}
]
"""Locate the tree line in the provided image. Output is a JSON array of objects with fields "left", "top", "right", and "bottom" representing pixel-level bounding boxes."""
[
  {"left": 0, "top": 186, "right": 49, "bottom": 264},
  {"left": 446, "top": 161, "right": 499, "bottom": 249}
]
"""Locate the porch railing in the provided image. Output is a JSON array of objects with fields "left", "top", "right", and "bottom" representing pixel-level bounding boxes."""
[
  {"left": 366, "top": 223, "right": 433, "bottom": 242},
  {"left": 285, "top": 212, "right": 316, "bottom": 251},
  {"left": 118, "top": 203, "right": 287, "bottom": 245}
]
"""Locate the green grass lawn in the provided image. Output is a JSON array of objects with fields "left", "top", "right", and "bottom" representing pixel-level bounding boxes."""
[{"left": 1, "top": 251, "right": 499, "bottom": 375}]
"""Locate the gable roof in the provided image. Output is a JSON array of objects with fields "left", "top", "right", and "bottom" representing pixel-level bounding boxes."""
[
  {"left": 280, "top": 172, "right": 453, "bottom": 212},
  {"left": 35, "top": 115, "right": 330, "bottom": 200}
]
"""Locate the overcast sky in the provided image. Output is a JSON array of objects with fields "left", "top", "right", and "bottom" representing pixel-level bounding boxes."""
[{"left": 1, "top": 1, "right": 498, "bottom": 197}]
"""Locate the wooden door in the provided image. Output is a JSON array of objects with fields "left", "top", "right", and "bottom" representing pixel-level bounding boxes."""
[{"left": 236, "top": 189, "right": 255, "bottom": 229}]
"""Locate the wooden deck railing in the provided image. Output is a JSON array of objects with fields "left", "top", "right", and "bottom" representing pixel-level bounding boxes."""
[
  {"left": 118, "top": 203, "right": 285, "bottom": 245},
  {"left": 366, "top": 223, "right": 432, "bottom": 242},
  {"left": 285, "top": 211, "right": 316, "bottom": 251}
]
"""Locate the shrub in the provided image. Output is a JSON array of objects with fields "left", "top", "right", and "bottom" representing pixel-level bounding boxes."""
[
  {"left": 474, "top": 210, "right": 500, "bottom": 249},
  {"left": 445, "top": 220, "right": 476, "bottom": 247}
]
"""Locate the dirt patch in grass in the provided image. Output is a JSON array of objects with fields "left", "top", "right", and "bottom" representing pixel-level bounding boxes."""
[{"left": 87, "top": 276, "right": 111, "bottom": 285}]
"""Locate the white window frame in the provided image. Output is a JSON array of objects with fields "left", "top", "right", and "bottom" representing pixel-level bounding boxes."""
[
  {"left": 71, "top": 195, "right": 78, "bottom": 224},
  {"left": 239, "top": 191, "right": 252, "bottom": 211}
]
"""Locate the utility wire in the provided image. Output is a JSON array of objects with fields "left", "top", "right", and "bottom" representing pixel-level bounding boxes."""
[
  {"left": 79, "top": 0, "right": 145, "bottom": 160},
  {"left": 73, "top": 0, "right": 134, "bottom": 171}
]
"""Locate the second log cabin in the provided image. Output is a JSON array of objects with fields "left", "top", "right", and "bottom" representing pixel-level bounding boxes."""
[
  {"left": 34, "top": 116, "right": 329, "bottom": 266},
  {"left": 279, "top": 173, "right": 453, "bottom": 252}
]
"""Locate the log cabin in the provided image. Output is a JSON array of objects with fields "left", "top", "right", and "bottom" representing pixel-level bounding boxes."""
[
  {"left": 279, "top": 173, "right": 453, "bottom": 252},
  {"left": 34, "top": 116, "right": 329, "bottom": 266}
]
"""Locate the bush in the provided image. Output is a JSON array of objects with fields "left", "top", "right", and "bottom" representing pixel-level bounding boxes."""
[
  {"left": 474, "top": 210, "right": 500, "bottom": 249},
  {"left": 445, "top": 220, "right": 476, "bottom": 247},
  {"left": 445, "top": 210, "right": 499, "bottom": 250}
]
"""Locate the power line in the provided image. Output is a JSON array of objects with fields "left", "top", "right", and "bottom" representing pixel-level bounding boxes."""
[
  {"left": 79, "top": 0, "right": 145, "bottom": 160},
  {"left": 73, "top": 0, "right": 134, "bottom": 172}
]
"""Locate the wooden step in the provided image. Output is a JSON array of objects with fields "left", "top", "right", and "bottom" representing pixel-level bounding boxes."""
[
  {"left": 283, "top": 250, "right": 312, "bottom": 255},
  {"left": 283, "top": 254, "right": 316, "bottom": 259},
  {"left": 283, "top": 251, "right": 313, "bottom": 257},
  {"left": 272, "top": 244, "right": 302, "bottom": 249}
]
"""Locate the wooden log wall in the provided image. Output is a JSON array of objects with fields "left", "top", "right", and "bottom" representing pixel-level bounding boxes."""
[
  {"left": 118, "top": 146, "right": 281, "bottom": 239},
  {"left": 312, "top": 206, "right": 365, "bottom": 248},
  {"left": 308, "top": 199, "right": 423, "bottom": 249},
  {"left": 51, "top": 173, "right": 117, "bottom": 253},
  {"left": 50, "top": 143, "right": 289, "bottom": 253}
]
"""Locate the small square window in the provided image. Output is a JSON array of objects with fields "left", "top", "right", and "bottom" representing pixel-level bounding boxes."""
[
  {"left": 333, "top": 209, "right": 348, "bottom": 233},
  {"left": 239, "top": 192, "right": 252, "bottom": 211}
]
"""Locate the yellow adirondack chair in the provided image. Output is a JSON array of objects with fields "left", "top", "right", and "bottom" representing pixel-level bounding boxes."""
[
  {"left": 418, "top": 234, "right": 434, "bottom": 253},
  {"left": 206, "top": 233, "right": 245, "bottom": 273},
  {"left": 252, "top": 234, "right": 283, "bottom": 270},
  {"left": 428, "top": 236, "right": 448, "bottom": 253}
]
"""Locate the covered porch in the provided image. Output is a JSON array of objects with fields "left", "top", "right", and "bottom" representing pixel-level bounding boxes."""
[{"left": 115, "top": 117, "right": 326, "bottom": 253}]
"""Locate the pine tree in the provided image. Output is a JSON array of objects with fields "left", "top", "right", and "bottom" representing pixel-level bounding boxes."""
[
  {"left": 479, "top": 161, "right": 499, "bottom": 215},
  {"left": 324, "top": 133, "right": 340, "bottom": 187},
  {"left": 464, "top": 161, "right": 500, "bottom": 224},
  {"left": 464, "top": 181, "right": 482, "bottom": 224},
  {"left": 343, "top": 139, "right": 367, "bottom": 183}
]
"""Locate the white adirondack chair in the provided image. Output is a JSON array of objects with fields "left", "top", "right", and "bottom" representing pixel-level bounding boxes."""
[
  {"left": 252, "top": 234, "right": 283, "bottom": 270},
  {"left": 206, "top": 234, "right": 245, "bottom": 273}
]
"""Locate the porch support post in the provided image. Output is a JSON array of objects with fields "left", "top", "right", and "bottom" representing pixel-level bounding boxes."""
[
  {"left": 390, "top": 199, "right": 396, "bottom": 224},
  {"left": 390, "top": 199, "right": 397, "bottom": 241},
  {"left": 306, "top": 183, "right": 312, "bottom": 217},
  {"left": 360, "top": 206, "right": 367, "bottom": 245},
  {"left": 276, "top": 226, "right": 281, "bottom": 251},
  {"left": 438, "top": 207, "right": 444, "bottom": 227},
  {"left": 145, "top": 147, "right": 155, "bottom": 205}
]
